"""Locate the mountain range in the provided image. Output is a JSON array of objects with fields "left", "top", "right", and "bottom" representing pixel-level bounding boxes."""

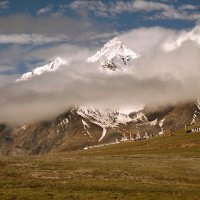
[{"left": 0, "top": 37, "right": 199, "bottom": 155}]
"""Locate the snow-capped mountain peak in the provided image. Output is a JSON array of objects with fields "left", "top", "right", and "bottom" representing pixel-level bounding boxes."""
[
  {"left": 16, "top": 57, "right": 67, "bottom": 82},
  {"left": 87, "top": 37, "right": 139, "bottom": 71}
]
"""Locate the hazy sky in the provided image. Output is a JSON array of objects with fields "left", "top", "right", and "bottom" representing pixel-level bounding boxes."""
[{"left": 0, "top": 0, "right": 200, "bottom": 125}]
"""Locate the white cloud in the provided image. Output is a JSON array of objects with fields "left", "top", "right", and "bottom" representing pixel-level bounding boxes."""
[
  {"left": 0, "top": 13, "right": 95, "bottom": 36},
  {"left": 179, "top": 4, "right": 199, "bottom": 11},
  {"left": 0, "top": 34, "right": 68, "bottom": 44},
  {"left": 0, "top": 74, "right": 18, "bottom": 87},
  {"left": 69, "top": 0, "right": 169, "bottom": 17},
  {"left": 163, "top": 26, "right": 200, "bottom": 51},
  {"left": 156, "top": 7, "right": 200, "bottom": 21},
  {"left": 0, "top": 65, "right": 15, "bottom": 73},
  {"left": 69, "top": 0, "right": 200, "bottom": 21},
  {"left": 119, "top": 26, "right": 175, "bottom": 55},
  {"left": 69, "top": 1, "right": 110, "bottom": 17},
  {"left": 110, "top": 0, "right": 169, "bottom": 14},
  {"left": 0, "top": 13, "right": 117, "bottom": 47},
  {"left": 37, "top": 5, "right": 52, "bottom": 15}
]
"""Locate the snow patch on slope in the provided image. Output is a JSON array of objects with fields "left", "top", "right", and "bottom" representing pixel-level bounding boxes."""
[
  {"left": 82, "top": 119, "right": 92, "bottom": 137},
  {"left": 99, "top": 127, "right": 107, "bottom": 141},
  {"left": 159, "top": 119, "right": 165, "bottom": 135},
  {"left": 77, "top": 107, "right": 134, "bottom": 141},
  {"left": 149, "top": 119, "right": 157, "bottom": 126},
  {"left": 191, "top": 114, "right": 197, "bottom": 124}
]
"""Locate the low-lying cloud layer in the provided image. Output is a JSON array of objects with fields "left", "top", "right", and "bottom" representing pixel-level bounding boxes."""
[{"left": 0, "top": 26, "right": 200, "bottom": 126}]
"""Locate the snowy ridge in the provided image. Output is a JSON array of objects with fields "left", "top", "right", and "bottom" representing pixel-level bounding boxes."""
[
  {"left": 77, "top": 107, "right": 147, "bottom": 141},
  {"left": 16, "top": 57, "right": 67, "bottom": 81},
  {"left": 77, "top": 107, "right": 133, "bottom": 141},
  {"left": 87, "top": 37, "right": 139, "bottom": 71},
  {"left": 77, "top": 107, "right": 133, "bottom": 126}
]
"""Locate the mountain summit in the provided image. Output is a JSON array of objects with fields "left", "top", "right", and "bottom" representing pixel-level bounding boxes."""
[
  {"left": 87, "top": 37, "right": 139, "bottom": 71},
  {"left": 16, "top": 57, "right": 67, "bottom": 82}
]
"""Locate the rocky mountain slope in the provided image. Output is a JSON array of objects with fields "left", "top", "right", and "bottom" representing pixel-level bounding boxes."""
[{"left": 1, "top": 101, "right": 200, "bottom": 155}]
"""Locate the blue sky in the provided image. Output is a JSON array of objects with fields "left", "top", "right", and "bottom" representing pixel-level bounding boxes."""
[
  {"left": 1, "top": 0, "right": 199, "bottom": 29},
  {"left": 0, "top": 0, "right": 199, "bottom": 80},
  {"left": 0, "top": 0, "right": 199, "bottom": 33}
]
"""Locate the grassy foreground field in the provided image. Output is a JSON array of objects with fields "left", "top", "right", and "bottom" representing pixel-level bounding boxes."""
[{"left": 0, "top": 132, "right": 200, "bottom": 200}]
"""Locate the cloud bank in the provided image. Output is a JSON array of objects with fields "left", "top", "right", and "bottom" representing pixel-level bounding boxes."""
[
  {"left": 69, "top": 0, "right": 200, "bottom": 21},
  {"left": 0, "top": 26, "right": 200, "bottom": 125}
]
